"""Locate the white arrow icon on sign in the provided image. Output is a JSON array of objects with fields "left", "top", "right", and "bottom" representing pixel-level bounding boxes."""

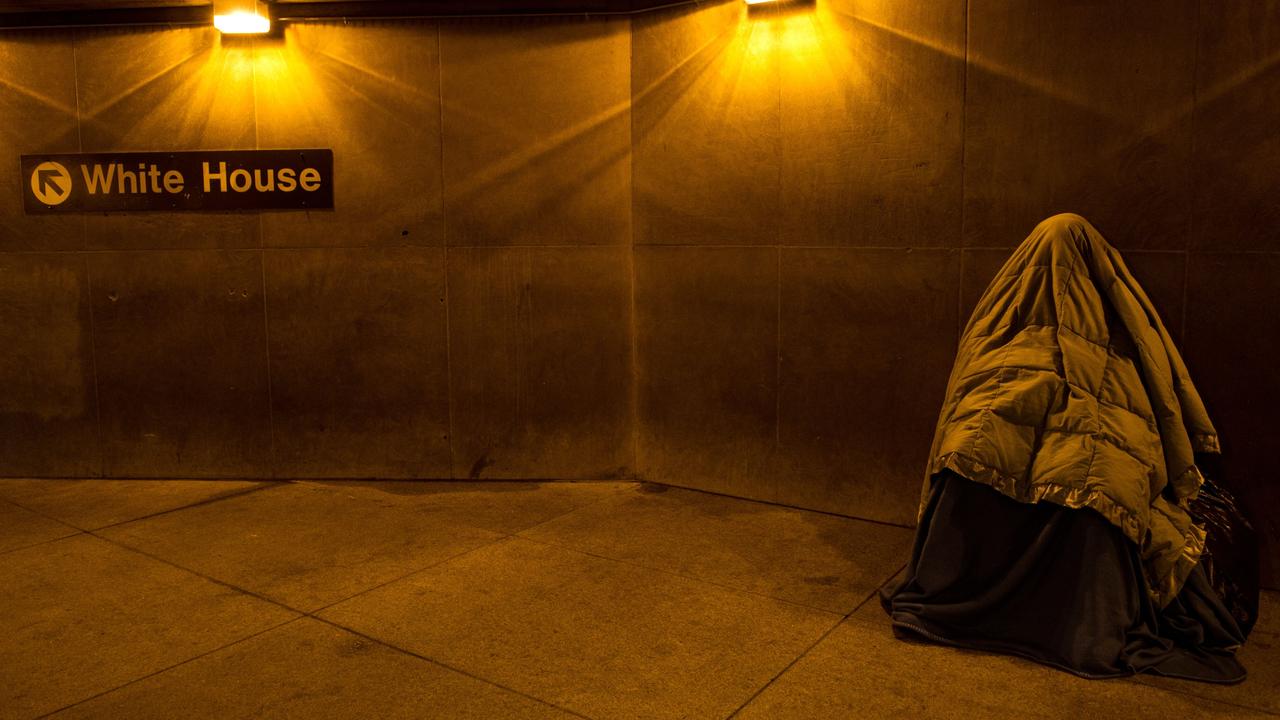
[{"left": 31, "top": 161, "right": 72, "bottom": 206}]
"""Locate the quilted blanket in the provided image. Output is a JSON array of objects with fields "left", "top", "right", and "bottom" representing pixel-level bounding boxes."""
[{"left": 926, "top": 213, "right": 1219, "bottom": 607}]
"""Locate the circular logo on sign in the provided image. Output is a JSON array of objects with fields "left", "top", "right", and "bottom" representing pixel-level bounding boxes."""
[{"left": 31, "top": 161, "right": 72, "bottom": 206}]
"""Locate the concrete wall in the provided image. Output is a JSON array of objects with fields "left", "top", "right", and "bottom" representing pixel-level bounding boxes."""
[
  {"left": 632, "top": 0, "right": 1280, "bottom": 586},
  {"left": 0, "top": 1, "right": 1277, "bottom": 582},
  {"left": 0, "top": 16, "right": 634, "bottom": 485}
]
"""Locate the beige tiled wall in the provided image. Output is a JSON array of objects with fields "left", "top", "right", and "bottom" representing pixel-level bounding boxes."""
[{"left": 0, "top": 1, "right": 1276, "bottom": 583}]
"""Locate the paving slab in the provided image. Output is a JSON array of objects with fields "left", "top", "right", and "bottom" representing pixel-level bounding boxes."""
[
  {"left": 0, "top": 498, "right": 79, "bottom": 554},
  {"left": 521, "top": 484, "right": 911, "bottom": 612},
  {"left": 734, "top": 602, "right": 1272, "bottom": 719},
  {"left": 50, "top": 617, "right": 579, "bottom": 720},
  {"left": 0, "top": 534, "right": 296, "bottom": 720},
  {"left": 321, "top": 536, "right": 839, "bottom": 720},
  {"left": 308, "top": 479, "right": 632, "bottom": 535},
  {"left": 98, "top": 482, "right": 506, "bottom": 612},
  {"left": 0, "top": 479, "right": 269, "bottom": 530}
]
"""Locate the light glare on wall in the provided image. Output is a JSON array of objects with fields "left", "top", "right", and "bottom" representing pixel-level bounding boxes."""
[{"left": 213, "top": 0, "right": 270, "bottom": 34}]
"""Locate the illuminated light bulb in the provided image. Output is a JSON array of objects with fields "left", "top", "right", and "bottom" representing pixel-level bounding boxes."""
[
  {"left": 214, "top": 11, "right": 270, "bottom": 34},
  {"left": 744, "top": 0, "right": 816, "bottom": 9},
  {"left": 213, "top": 0, "right": 270, "bottom": 35}
]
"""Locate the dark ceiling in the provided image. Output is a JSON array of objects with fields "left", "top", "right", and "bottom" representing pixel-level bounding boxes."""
[{"left": 0, "top": 0, "right": 695, "bottom": 27}]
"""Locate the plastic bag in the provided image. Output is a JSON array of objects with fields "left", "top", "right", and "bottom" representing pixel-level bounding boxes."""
[{"left": 1188, "top": 453, "right": 1260, "bottom": 637}]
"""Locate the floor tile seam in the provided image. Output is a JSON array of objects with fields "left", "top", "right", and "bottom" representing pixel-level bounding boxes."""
[
  {"left": 0, "top": 530, "right": 87, "bottom": 558},
  {"left": 851, "top": 562, "right": 906, "bottom": 616},
  {"left": 287, "top": 480, "right": 635, "bottom": 539},
  {"left": 722, "top": 569, "right": 907, "bottom": 719},
  {"left": 837, "top": 571, "right": 906, "bottom": 632},
  {"left": 282, "top": 479, "right": 633, "bottom": 485},
  {"left": 513, "top": 493, "right": 917, "bottom": 601},
  {"left": 641, "top": 481, "right": 915, "bottom": 530},
  {"left": 86, "top": 529, "right": 312, "bottom": 615},
  {"left": 506, "top": 488, "right": 642, "bottom": 538},
  {"left": 90, "top": 521, "right": 513, "bottom": 618},
  {"left": 78, "top": 502, "right": 555, "bottom": 619},
  {"left": 32, "top": 615, "right": 305, "bottom": 720},
  {"left": 515, "top": 490, "right": 886, "bottom": 545},
  {"left": 720, "top": 612, "right": 848, "bottom": 720},
  {"left": 1, "top": 481, "right": 285, "bottom": 536},
  {"left": 306, "top": 615, "right": 598, "bottom": 720},
  {"left": 40, "top": 531, "right": 1273, "bottom": 719},
  {"left": 81, "top": 533, "right": 562, "bottom": 715},
  {"left": 0, "top": 495, "right": 96, "bottom": 534},
  {"left": 69, "top": 533, "right": 566, "bottom": 716},
  {"left": 87, "top": 481, "right": 288, "bottom": 532},
  {"left": 510, "top": 533, "right": 849, "bottom": 617},
  {"left": 447, "top": 483, "right": 641, "bottom": 537},
  {"left": 12, "top": 481, "right": 902, "bottom": 620},
  {"left": 302, "top": 532, "right": 518, "bottom": 615}
]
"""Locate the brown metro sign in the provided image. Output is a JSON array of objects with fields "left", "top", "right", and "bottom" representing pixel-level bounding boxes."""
[{"left": 20, "top": 149, "right": 333, "bottom": 213}]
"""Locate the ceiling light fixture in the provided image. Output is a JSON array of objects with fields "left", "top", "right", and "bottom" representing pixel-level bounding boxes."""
[
  {"left": 743, "top": 0, "right": 816, "bottom": 8},
  {"left": 213, "top": 0, "right": 270, "bottom": 35}
]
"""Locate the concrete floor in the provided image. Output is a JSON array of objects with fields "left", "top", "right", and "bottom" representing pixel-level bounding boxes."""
[{"left": 0, "top": 479, "right": 1275, "bottom": 719}]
